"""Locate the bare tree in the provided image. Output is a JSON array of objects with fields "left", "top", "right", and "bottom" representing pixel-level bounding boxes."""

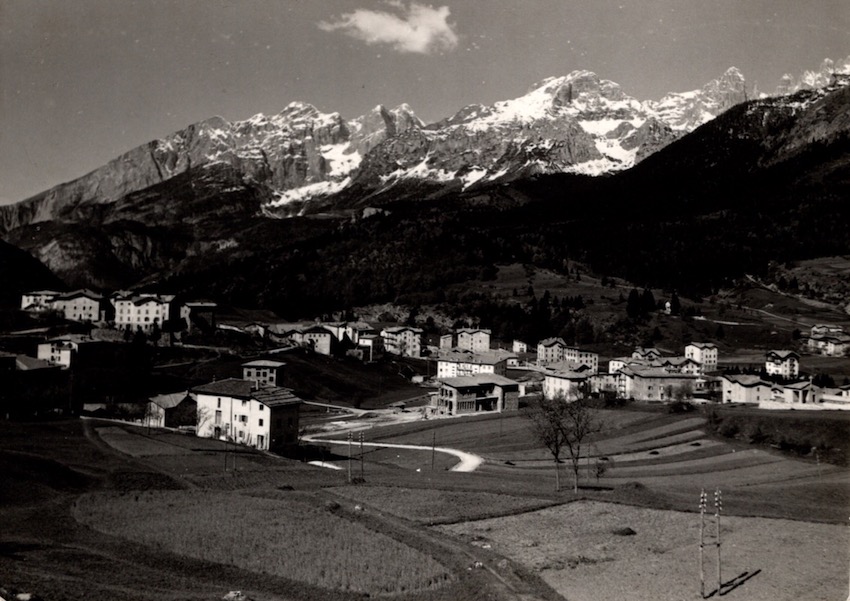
[{"left": 525, "top": 393, "right": 602, "bottom": 492}]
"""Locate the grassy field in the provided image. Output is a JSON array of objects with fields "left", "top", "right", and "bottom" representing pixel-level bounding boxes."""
[
  {"left": 327, "top": 485, "right": 559, "bottom": 525},
  {"left": 74, "top": 489, "right": 451, "bottom": 595},
  {"left": 437, "top": 500, "right": 849, "bottom": 601}
]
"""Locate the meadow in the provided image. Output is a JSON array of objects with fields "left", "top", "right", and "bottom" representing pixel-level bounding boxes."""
[{"left": 73, "top": 489, "right": 452, "bottom": 595}]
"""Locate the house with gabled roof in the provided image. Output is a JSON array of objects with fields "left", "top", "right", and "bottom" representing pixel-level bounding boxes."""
[
  {"left": 618, "top": 366, "right": 698, "bottom": 402},
  {"left": 381, "top": 326, "right": 423, "bottom": 358},
  {"left": 765, "top": 350, "right": 799, "bottom": 379},
  {"left": 632, "top": 347, "right": 664, "bottom": 361},
  {"left": 434, "top": 374, "right": 519, "bottom": 415},
  {"left": 112, "top": 291, "right": 175, "bottom": 333},
  {"left": 146, "top": 391, "right": 195, "bottom": 429},
  {"left": 684, "top": 342, "right": 718, "bottom": 373},
  {"left": 436, "top": 349, "right": 511, "bottom": 378},
  {"left": 542, "top": 367, "right": 589, "bottom": 401},
  {"left": 537, "top": 337, "right": 567, "bottom": 365},
  {"left": 457, "top": 328, "right": 491, "bottom": 353},
  {"left": 242, "top": 359, "right": 286, "bottom": 387},
  {"left": 721, "top": 374, "right": 772, "bottom": 404},
  {"left": 50, "top": 289, "right": 103, "bottom": 322},
  {"left": 20, "top": 290, "right": 62, "bottom": 312},
  {"left": 191, "top": 378, "right": 302, "bottom": 451}
]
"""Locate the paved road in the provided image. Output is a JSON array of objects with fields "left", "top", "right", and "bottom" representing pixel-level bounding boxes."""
[{"left": 302, "top": 435, "right": 484, "bottom": 472}]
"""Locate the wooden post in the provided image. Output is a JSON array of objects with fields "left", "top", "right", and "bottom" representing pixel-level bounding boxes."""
[
  {"left": 359, "top": 432, "right": 364, "bottom": 480},
  {"left": 699, "top": 489, "right": 707, "bottom": 598},
  {"left": 347, "top": 431, "right": 352, "bottom": 484},
  {"left": 715, "top": 489, "right": 723, "bottom": 595},
  {"left": 431, "top": 431, "right": 436, "bottom": 471}
]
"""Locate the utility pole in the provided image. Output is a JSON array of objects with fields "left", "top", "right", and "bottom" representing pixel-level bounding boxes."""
[
  {"left": 359, "top": 432, "right": 364, "bottom": 480},
  {"left": 347, "top": 431, "right": 352, "bottom": 484},
  {"left": 431, "top": 431, "right": 436, "bottom": 471},
  {"left": 699, "top": 489, "right": 707, "bottom": 598},
  {"left": 715, "top": 489, "right": 723, "bottom": 596}
]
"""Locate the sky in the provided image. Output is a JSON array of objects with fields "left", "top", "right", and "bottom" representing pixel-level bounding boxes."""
[{"left": 1, "top": 0, "right": 849, "bottom": 205}]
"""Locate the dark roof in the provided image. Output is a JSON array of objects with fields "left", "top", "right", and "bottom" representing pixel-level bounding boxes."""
[
  {"left": 439, "top": 374, "right": 519, "bottom": 390},
  {"left": 16, "top": 355, "right": 59, "bottom": 371},
  {"left": 252, "top": 387, "right": 302, "bottom": 408},
  {"left": 190, "top": 378, "right": 301, "bottom": 408},
  {"left": 766, "top": 350, "right": 799, "bottom": 360},
  {"left": 56, "top": 288, "right": 101, "bottom": 301},
  {"left": 149, "top": 392, "right": 190, "bottom": 409},
  {"left": 191, "top": 378, "right": 255, "bottom": 398},
  {"left": 242, "top": 360, "right": 286, "bottom": 368},
  {"left": 303, "top": 325, "right": 333, "bottom": 335},
  {"left": 687, "top": 342, "right": 717, "bottom": 349}
]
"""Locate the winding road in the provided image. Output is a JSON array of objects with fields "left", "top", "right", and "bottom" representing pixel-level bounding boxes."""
[{"left": 302, "top": 435, "right": 484, "bottom": 472}]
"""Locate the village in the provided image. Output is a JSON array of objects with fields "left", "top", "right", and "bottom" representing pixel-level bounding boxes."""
[{"left": 3, "top": 286, "right": 849, "bottom": 456}]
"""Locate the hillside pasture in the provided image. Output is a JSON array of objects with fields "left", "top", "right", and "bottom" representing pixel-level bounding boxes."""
[
  {"left": 74, "top": 489, "right": 452, "bottom": 595},
  {"left": 328, "top": 485, "right": 559, "bottom": 524}
]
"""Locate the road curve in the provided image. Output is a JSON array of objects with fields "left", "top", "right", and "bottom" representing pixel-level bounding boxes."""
[{"left": 302, "top": 436, "right": 484, "bottom": 472}]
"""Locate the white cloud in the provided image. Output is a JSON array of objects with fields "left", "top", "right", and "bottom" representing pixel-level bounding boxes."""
[{"left": 318, "top": 2, "right": 459, "bottom": 55}]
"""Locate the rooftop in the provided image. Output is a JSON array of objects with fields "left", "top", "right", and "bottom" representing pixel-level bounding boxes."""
[
  {"left": 149, "top": 392, "right": 190, "bottom": 409},
  {"left": 439, "top": 374, "right": 518, "bottom": 388},
  {"left": 242, "top": 360, "right": 287, "bottom": 368},
  {"left": 191, "top": 378, "right": 255, "bottom": 398},
  {"left": 252, "top": 387, "right": 302, "bottom": 408}
]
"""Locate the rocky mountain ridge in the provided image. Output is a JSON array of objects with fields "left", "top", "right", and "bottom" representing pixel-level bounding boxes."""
[
  {"left": 1, "top": 66, "right": 755, "bottom": 228},
  {"left": 1, "top": 67, "right": 848, "bottom": 312}
]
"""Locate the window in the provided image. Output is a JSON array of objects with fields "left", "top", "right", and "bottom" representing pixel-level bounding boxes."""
[
  {"left": 259, "top": 405, "right": 264, "bottom": 411},
  {"left": 217, "top": 398, "right": 221, "bottom": 408},
  {"left": 258, "top": 419, "right": 264, "bottom": 427}
]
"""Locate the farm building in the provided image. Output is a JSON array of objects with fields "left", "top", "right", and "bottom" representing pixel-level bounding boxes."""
[
  {"left": 146, "top": 392, "right": 195, "bottom": 429},
  {"left": 192, "top": 379, "right": 302, "bottom": 451}
]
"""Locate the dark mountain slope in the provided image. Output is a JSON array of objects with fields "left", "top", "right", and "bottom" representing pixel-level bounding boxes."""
[{"left": 0, "top": 240, "right": 64, "bottom": 305}]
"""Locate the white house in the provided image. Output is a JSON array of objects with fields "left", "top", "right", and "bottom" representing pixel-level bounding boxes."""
[
  {"left": 765, "top": 350, "right": 799, "bottom": 379},
  {"left": 685, "top": 342, "right": 718, "bottom": 373},
  {"left": 52, "top": 289, "right": 102, "bottom": 322},
  {"left": 542, "top": 368, "right": 589, "bottom": 401},
  {"left": 632, "top": 347, "right": 664, "bottom": 361},
  {"left": 381, "top": 326, "right": 423, "bottom": 357},
  {"left": 655, "top": 356, "right": 702, "bottom": 375},
  {"left": 436, "top": 350, "right": 508, "bottom": 378},
  {"left": 457, "top": 328, "right": 491, "bottom": 353},
  {"left": 434, "top": 374, "right": 519, "bottom": 415},
  {"left": 242, "top": 360, "right": 286, "bottom": 387},
  {"left": 537, "top": 337, "right": 567, "bottom": 365},
  {"left": 302, "top": 325, "right": 334, "bottom": 355},
  {"left": 37, "top": 338, "right": 76, "bottom": 369},
  {"left": 721, "top": 374, "right": 772, "bottom": 404},
  {"left": 562, "top": 347, "right": 599, "bottom": 374},
  {"left": 536, "top": 338, "right": 598, "bottom": 373},
  {"left": 113, "top": 292, "right": 175, "bottom": 332},
  {"left": 20, "top": 290, "right": 61, "bottom": 312},
  {"left": 512, "top": 340, "right": 527, "bottom": 353},
  {"left": 192, "top": 378, "right": 301, "bottom": 451},
  {"left": 618, "top": 366, "right": 698, "bottom": 402}
]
